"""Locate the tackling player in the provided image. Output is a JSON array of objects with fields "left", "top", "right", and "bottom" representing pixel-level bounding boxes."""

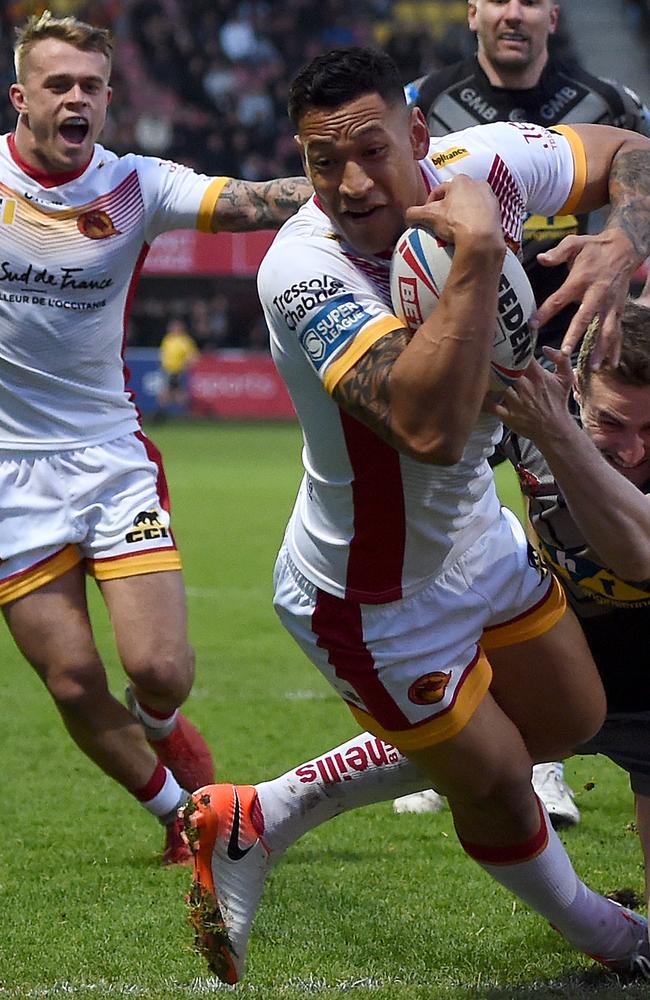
[
  {"left": 0, "top": 10, "right": 311, "bottom": 865},
  {"left": 181, "top": 47, "right": 650, "bottom": 982},
  {"left": 402, "top": 0, "right": 650, "bottom": 821}
]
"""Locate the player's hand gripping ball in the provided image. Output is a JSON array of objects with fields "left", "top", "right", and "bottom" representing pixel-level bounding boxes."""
[{"left": 390, "top": 227, "right": 537, "bottom": 392}]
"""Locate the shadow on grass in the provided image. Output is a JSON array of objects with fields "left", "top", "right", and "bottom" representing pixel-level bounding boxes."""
[{"left": 474, "top": 966, "right": 648, "bottom": 999}]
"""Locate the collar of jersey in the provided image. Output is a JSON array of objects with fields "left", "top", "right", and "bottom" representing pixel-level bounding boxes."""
[{"left": 8, "top": 133, "right": 92, "bottom": 188}]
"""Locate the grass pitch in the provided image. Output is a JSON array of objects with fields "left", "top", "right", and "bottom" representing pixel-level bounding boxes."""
[{"left": 0, "top": 422, "right": 646, "bottom": 999}]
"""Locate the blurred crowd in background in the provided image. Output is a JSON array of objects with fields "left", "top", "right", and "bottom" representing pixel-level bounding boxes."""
[
  {"left": 0, "top": 1, "right": 646, "bottom": 352},
  {"left": 1, "top": 0, "right": 477, "bottom": 178}
]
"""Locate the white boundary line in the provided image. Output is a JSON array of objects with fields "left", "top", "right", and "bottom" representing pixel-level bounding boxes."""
[{"left": 0, "top": 977, "right": 411, "bottom": 997}]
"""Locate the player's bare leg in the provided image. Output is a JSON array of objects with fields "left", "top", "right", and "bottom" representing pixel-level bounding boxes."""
[
  {"left": 5, "top": 565, "right": 158, "bottom": 785},
  {"left": 102, "top": 570, "right": 215, "bottom": 861},
  {"left": 486, "top": 603, "right": 606, "bottom": 763},
  {"left": 5, "top": 565, "right": 193, "bottom": 863},
  {"left": 101, "top": 570, "right": 214, "bottom": 792},
  {"left": 408, "top": 690, "right": 649, "bottom": 974}
]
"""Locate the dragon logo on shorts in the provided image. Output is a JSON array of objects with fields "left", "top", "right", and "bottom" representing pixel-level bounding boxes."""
[
  {"left": 77, "top": 209, "right": 120, "bottom": 239},
  {"left": 408, "top": 671, "right": 451, "bottom": 705}
]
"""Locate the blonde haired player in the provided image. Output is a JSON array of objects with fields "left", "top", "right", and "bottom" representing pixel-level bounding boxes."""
[{"left": 0, "top": 10, "right": 311, "bottom": 864}]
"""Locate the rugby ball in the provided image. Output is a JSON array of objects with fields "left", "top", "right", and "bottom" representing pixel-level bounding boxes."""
[{"left": 390, "top": 226, "right": 537, "bottom": 391}]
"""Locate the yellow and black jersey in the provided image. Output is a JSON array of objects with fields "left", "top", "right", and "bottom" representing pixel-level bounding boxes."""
[
  {"left": 406, "top": 55, "right": 650, "bottom": 352},
  {"left": 503, "top": 427, "right": 650, "bottom": 713}
]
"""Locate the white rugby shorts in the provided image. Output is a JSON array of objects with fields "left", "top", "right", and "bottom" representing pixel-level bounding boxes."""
[
  {"left": 273, "top": 506, "right": 565, "bottom": 751},
  {"left": 0, "top": 431, "right": 181, "bottom": 604}
]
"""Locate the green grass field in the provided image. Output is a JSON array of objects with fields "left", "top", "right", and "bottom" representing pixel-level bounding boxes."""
[{"left": 0, "top": 422, "right": 646, "bottom": 1000}]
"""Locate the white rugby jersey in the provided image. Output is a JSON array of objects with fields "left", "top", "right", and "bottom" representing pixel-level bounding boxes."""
[
  {"left": 0, "top": 135, "right": 227, "bottom": 449},
  {"left": 259, "top": 121, "right": 583, "bottom": 603}
]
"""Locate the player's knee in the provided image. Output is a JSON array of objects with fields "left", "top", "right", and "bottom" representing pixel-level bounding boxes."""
[
  {"left": 480, "top": 765, "right": 533, "bottom": 810},
  {"left": 125, "top": 643, "right": 195, "bottom": 704},
  {"left": 45, "top": 662, "right": 110, "bottom": 716},
  {"left": 571, "top": 691, "right": 607, "bottom": 747},
  {"left": 445, "top": 753, "right": 533, "bottom": 809}
]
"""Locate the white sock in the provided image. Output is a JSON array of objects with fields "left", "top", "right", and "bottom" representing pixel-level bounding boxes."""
[
  {"left": 136, "top": 762, "right": 185, "bottom": 821},
  {"left": 465, "top": 799, "right": 643, "bottom": 962},
  {"left": 127, "top": 686, "right": 178, "bottom": 740},
  {"left": 256, "top": 732, "right": 428, "bottom": 852}
]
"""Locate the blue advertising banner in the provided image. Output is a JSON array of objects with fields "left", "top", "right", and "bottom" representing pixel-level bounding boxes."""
[{"left": 125, "top": 348, "right": 168, "bottom": 416}]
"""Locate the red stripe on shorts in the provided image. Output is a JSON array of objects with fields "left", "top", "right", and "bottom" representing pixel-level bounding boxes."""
[
  {"left": 312, "top": 588, "right": 411, "bottom": 729},
  {"left": 135, "top": 429, "right": 171, "bottom": 515}
]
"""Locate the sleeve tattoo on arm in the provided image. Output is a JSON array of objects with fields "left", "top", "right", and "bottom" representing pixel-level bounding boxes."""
[
  {"left": 332, "top": 328, "right": 412, "bottom": 444},
  {"left": 607, "top": 148, "right": 650, "bottom": 258},
  {"left": 215, "top": 177, "right": 313, "bottom": 230}
]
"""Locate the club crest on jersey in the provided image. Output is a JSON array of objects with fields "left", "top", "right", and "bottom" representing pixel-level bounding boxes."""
[
  {"left": 408, "top": 671, "right": 451, "bottom": 705},
  {"left": 77, "top": 209, "right": 120, "bottom": 240}
]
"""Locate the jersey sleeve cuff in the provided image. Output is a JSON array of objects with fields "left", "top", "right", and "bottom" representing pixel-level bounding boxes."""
[
  {"left": 196, "top": 176, "right": 232, "bottom": 232},
  {"left": 322, "top": 316, "right": 405, "bottom": 394},
  {"left": 553, "top": 125, "right": 587, "bottom": 215}
]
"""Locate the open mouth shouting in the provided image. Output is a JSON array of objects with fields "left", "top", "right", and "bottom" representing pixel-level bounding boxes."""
[{"left": 59, "top": 116, "right": 90, "bottom": 145}]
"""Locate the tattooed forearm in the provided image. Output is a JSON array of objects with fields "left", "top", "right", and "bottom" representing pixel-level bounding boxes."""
[
  {"left": 213, "top": 177, "right": 313, "bottom": 231},
  {"left": 332, "top": 329, "right": 412, "bottom": 444},
  {"left": 606, "top": 147, "right": 650, "bottom": 258}
]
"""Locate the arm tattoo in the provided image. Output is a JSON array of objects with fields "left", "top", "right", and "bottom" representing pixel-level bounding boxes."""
[
  {"left": 607, "top": 147, "right": 650, "bottom": 257},
  {"left": 213, "top": 177, "right": 313, "bottom": 231},
  {"left": 332, "top": 329, "right": 412, "bottom": 445}
]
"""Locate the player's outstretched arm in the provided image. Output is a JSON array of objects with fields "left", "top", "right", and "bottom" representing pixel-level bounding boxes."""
[
  {"left": 536, "top": 125, "right": 650, "bottom": 367},
  {"left": 211, "top": 176, "right": 313, "bottom": 232},
  {"left": 491, "top": 349, "right": 650, "bottom": 580}
]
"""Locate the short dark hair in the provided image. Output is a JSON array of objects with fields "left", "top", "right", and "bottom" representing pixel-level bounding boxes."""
[
  {"left": 288, "top": 47, "right": 406, "bottom": 128},
  {"left": 576, "top": 298, "right": 650, "bottom": 393}
]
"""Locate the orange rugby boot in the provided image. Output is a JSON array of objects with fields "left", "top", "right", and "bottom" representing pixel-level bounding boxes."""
[{"left": 182, "top": 783, "right": 273, "bottom": 984}]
